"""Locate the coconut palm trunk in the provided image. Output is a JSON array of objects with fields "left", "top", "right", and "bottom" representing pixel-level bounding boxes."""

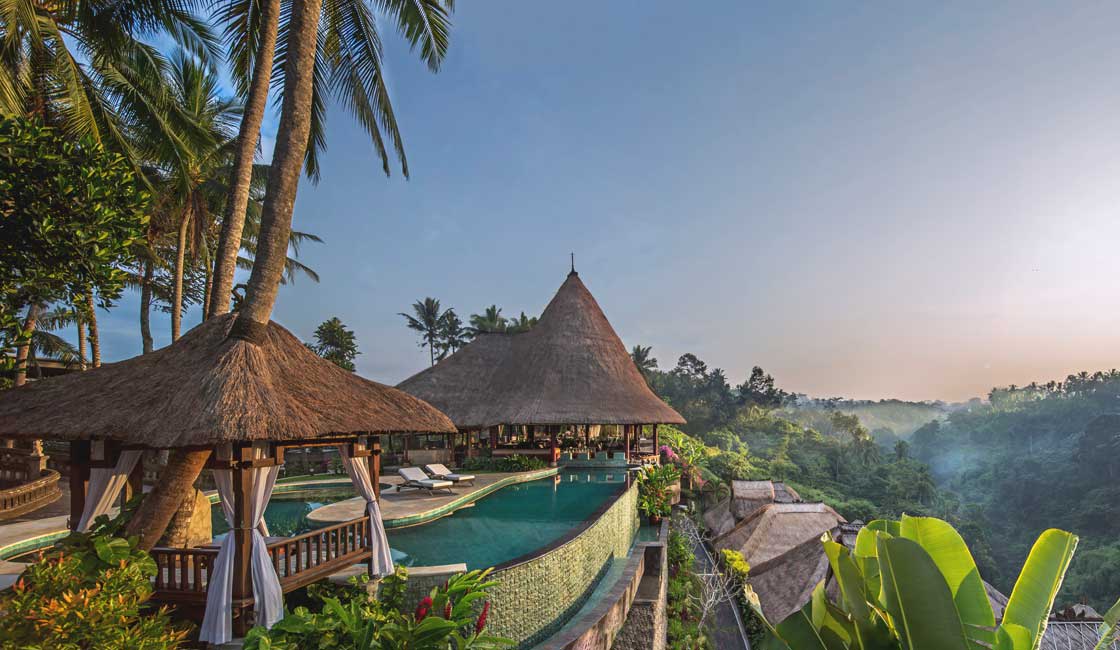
[
  {"left": 140, "top": 261, "right": 155, "bottom": 354},
  {"left": 13, "top": 305, "right": 40, "bottom": 387},
  {"left": 85, "top": 292, "right": 101, "bottom": 368},
  {"left": 77, "top": 317, "right": 87, "bottom": 371},
  {"left": 171, "top": 210, "right": 191, "bottom": 341},
  {"left": 208, "top": 0, "right": 281, "bottom": 320},
  {"left": 127, "top": 0, "right": 323, "bottom": 549}
]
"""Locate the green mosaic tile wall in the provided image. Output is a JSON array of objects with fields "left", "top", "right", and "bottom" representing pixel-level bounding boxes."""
[
  {"left": 486, "top": 482, "right": 639, "bottom": 647},
  {"left": 398, "top": 482, "right": 639, "bottom": 648}
]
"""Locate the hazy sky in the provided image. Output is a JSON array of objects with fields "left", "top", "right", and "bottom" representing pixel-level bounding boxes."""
[{"left": 92, "top": 1, "right": 1120, "bottom": 402}]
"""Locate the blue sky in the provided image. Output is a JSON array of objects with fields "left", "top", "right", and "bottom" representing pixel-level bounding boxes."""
[{"left": 93, "top": 1, "right": 1120, "bottom": 401}]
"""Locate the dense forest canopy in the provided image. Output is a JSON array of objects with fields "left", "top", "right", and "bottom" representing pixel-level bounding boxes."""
[{"left": 640, "top": 350, "right": 1119, "bottom": 611}]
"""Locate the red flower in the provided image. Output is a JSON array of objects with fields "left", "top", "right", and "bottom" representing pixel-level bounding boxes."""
[
  {"left": 415, "top": 595, "right": 433, "bottom": 621},
  {"left": 475, "top": 601, "right": 490, "bottom": 635},
  {"left": 444, "top": 600, "right": 453, "bottom": 619}
]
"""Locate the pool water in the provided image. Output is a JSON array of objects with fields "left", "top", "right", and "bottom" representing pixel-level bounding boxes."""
[
  {"left": 211, "top": 486, "right": 357, "bottom": 538},
  {"left": 210, "top": 471, "right": 630, "bottom": 570},
  {"left": 387, "top": 470, "right": 628, "bottom": 569}
]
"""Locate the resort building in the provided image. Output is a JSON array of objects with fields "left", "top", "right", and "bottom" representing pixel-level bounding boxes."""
[{"left": 398, "top": 269, "right": 685, "bottom": 466}]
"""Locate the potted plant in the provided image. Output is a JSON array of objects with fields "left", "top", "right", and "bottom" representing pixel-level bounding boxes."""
[{"left": 636, "top": 464, "right": 681, "bottom": 525}]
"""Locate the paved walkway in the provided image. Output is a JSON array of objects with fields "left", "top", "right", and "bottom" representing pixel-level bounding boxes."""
[
  {"left": 308, "top": 470, "right": 549, "bottom": 524},
  {"left": 675, "top": 514, "right": 751, "bottom": 650}
]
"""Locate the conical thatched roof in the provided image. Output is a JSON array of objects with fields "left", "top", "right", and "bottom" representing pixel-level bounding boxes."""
[
  {"left": 0, "top": 314, "right": 455, "bottom": 448},
  {"left": 398, "top": 271, "right": 685, "bottom": 429}
]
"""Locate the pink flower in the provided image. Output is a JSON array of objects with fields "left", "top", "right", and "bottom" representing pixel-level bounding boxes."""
[
  {"left": 476, "top": 601, "right": 490, "bottom": 635},
  {"left": 415, "top": 595, "right": 433, "bottom": 621}
]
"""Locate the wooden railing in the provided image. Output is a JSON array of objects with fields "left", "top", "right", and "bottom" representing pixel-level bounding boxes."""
[
  {"left": 0, "top": 468, "right": 61, "bottom": 520},
  {"left": 152, "top": 547, "right": 220, "bottom": 598},
  {"left": 150, "top": 517, "right": 372, "bottom": 606}
]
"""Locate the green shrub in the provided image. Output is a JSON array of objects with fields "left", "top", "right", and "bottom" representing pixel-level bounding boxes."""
[
  {"left": 720, "top": 549, "right": 750, "bottom": 584},
  {"left": 245, "top": 568, "right": 512, "bottom": 650},
  {"left": 461, "top": 455, "right": 546, "bottom": 473},
  {"left": 666, "top": 529, "right": 711, "bottom": 650},
  {"left": 0, "top": 509, "right": 190, "bottom": 650}
]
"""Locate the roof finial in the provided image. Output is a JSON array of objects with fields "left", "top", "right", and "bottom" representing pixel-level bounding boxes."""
[{"left": 570, "top": 252, "right": 576, "bottom": 275}]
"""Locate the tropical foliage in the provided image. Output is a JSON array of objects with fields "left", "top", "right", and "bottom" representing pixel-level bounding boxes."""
[
  {"left": 636, "top": 463, "right": 680, "bottom": 519},
  {"left": 749, "top": 515, "right": 1078, "bottom": 650},
  {"left": 0, "top": 508, "right": 190, "bottom": 649},
  {"left": 667, "top": 529, "right": 713, "bottom": 650},
  {"left": 308, "top": 316, "right": 360, "bottom": 371},
  {"left": 243, "top": 567, "right": 511, "bottom": 649}
]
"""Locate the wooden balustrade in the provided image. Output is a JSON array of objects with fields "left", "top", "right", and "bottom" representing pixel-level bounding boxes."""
[
  {"left": 151, "top": 547, "right": 220, "bottom": 597},
  {"left": 0, "top": 469, "right": 61, "bottom": 521},
  {"left": 150, "top": 516, "right": 372, "bottom": 606}
]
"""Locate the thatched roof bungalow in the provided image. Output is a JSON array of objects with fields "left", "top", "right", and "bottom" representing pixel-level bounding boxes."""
[
  {"left": 713, "top": 502, "right": 845, "bottom": 567},
  {"left": 0, "top": 313, "right": 455, "bottom": 642},
  {"left": 399, "top": 270, "right": 684, "bottom": 460}
]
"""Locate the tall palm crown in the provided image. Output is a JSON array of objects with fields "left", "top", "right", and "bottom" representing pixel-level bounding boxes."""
[
  {"left": 469, "top": 304, "right": 506, "bottom": 335},
  {"left": 0, "top": 0, "right": 217, "bottom": 162},
  {"left": 631, "top": 344, "right": 658, "bottom": 378},
  {"left": 218, "top": 0, "right": 454, "bottom": 180},
  {"left": 400, "top": 297, "right": 450, "bottom": 366}
]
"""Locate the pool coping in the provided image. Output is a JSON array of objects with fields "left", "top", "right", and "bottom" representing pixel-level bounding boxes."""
[{"left": 381, "top": 467, "right": 559, "bottom": 528}]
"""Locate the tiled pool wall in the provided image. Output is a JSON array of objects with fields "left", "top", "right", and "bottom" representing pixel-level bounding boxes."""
[{"left": 403, "top": 479, "right": 639, "bottom": 648}]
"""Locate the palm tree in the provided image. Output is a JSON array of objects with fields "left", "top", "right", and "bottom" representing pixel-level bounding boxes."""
[
  {"left": 207, "top": 0, "right": 455, "bottom": 319},
  {"left": 400, "top": 298, "right": 450, "bottom": 366},
  {"left": 506, "top": 312, "right": 537, "bottom": 333},
  {"left": 127, "top": 0, "right": 456, "bottom": 551},
  {"left": 630, "top": 345, "right": 658, "bottom": 379},
  {"left": 0, "top": 0, "right": 217, "bottom": 162},
  {"left": 134, "top": 51, "right": 240, "bottom": 341},
  {"left": 438, "top": 310, "right": 467, "bottom": 360},
  {"left": 469, "top": 305, "right": 507, "bottom": 335}
]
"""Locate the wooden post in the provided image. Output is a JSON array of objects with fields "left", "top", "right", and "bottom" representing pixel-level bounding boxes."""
[
  {"left": 123, "top": 454, "right": 144, "bottom": 504},
  {"left": 624, "top": 425, "right": 632, "bottom": 462},
  {"left": 652, "top": 424, "right": 660, "bottom": 462},
  {"left": 231, "top": 446, "right": 254, "bottom": 635},
  {"left": 368, "top": 437, "right": 382, "bottom": 501},
  {"left": 527, "top": 425, "right": 535, "bottom": 443},
  {"left": 68, "top": 440, "right": 90, "bottom": 531},
  {"left": 489, "top": 426, "right": 498, "bottom": 450}
]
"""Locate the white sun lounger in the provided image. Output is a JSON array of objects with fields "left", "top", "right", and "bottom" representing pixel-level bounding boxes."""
[
  {"left": 423, "top": 463, "right": 476, "bottom": 486},
  {"left": 396, "top": 466, "right": 454, "bottom": 495}
]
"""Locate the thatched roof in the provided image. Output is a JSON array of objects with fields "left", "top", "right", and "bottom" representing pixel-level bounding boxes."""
[
  {"left": 751, "top": 532, "right": 834, "bottom": 623},
  {"left": 398, "top": 271, "right": 685, "bottom": 429},
  {"left": 0, "top": 314, "right": 456, "bottom": 448},
  {"left": 713, "top": 502, "right": 845, "bottom": 567}
]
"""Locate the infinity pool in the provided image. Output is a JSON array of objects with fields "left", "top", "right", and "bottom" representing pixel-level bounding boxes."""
[
  {"left": 210, "top": 471, "right": 630, "bottom": 570},
  {"left": 388, "top": 470, "right": 628, "bottom": 569}
]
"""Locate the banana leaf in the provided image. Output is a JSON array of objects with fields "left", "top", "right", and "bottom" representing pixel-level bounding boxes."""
[
  {"left": 1094, "top": 597, "right": 1120, "bottom": 650},
  {"left": 1001, "top": 529, "right": 1078, "bottom": 650},
  {"left": 899, "top": 515, "right": 995, "bottom": 648},
  {"left": 876, "top": 535, "right": 971, "bottom": 650}
]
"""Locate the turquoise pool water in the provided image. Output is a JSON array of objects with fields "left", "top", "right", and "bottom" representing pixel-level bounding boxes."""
[
  {"left": 387, "top": 470, "right": 628, "bottom": 569},
  {"left": 211, "top": 485, "right": 357, "bottom": 538},
  {"left": 210, "top": 471, "right": 629, "bottom": 569}
]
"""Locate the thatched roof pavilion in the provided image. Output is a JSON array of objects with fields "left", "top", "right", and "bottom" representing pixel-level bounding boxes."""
[
  {"left": 0, "top": 313, "right": 454, "bottom": 640},
  {"left": 399, "top": 272, "right": 683, "bottom": 460},
  {"left": 0, "top": 313, "right": 455, "bottom": 446}
]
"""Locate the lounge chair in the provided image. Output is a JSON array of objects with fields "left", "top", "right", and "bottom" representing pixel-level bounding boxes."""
[
  {"left": 396, "top": 467, "right": 454, "bottom": 495},
  {"left": 423, "top": 463, "right": 476, "bottom": 487}
]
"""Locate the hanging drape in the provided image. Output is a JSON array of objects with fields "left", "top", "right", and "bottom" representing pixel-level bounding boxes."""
[
  {"left": 198, "top": 449, "right": 283, "bottom": 645},
  {"left": 338, "top": 445, "right": 393, "bottom": 577},
  {"left": 76, "top": 450, "right": 142, "bottom": 532}
]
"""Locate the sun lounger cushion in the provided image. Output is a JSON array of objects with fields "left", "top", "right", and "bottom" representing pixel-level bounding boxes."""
[
  {"left": 423, "top": 464, "right": 475, "bottom": 482},
  {"left": 398, "top": 467, "right": 453, "bottom": 489}
]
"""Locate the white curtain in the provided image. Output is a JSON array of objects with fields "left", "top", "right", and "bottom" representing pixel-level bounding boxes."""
[
  {"left": 76, "top": 450, "right": 142, "bottom": 532},
  {"left": 338, "top": 445, "right": 393, "bottom": 576},
  {"left": 199, "top": 449, "right": 283, "bottom": 645}
]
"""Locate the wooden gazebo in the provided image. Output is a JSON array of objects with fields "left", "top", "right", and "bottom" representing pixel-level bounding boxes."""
[
  {"left": 0, "top": 313, "right": 455, "bottom": 642},
  {"left": 398, "top": 270, "right": 685, "bottom": 463}
]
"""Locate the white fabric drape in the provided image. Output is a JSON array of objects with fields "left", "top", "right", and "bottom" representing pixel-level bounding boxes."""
[
  {"left": 76, "top": 450, "right": 142, "bottom": 532},
  {"left": 198, "top": 449, "right": 283, "bottom": 645},
  {"left": 338, "top": 445, "right": 393, "bottom": 576}
]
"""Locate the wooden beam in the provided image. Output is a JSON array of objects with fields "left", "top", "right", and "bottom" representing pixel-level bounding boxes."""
[
  {"left": 68, "top": 440, "right": 90, "bottom": 531},
  {"left": 231, "top": 446, "right": 254, "bottom": 635},
  {"left": 369, "top": 437, "right": 381, "bottom": 501},
  {"left": 124, "top": 454, "right": 144, "bottom": 504}
]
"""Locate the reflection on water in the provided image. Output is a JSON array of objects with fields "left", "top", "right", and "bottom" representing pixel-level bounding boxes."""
[{"left": 211, "top": 486, "right": 356, "bottom": 539}]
